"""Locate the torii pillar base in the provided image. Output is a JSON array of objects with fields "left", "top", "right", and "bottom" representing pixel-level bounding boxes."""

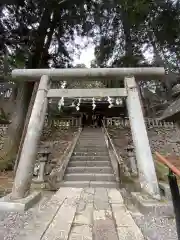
[{"left": 0, "top": 191, "right": 41, "bottom": 212}]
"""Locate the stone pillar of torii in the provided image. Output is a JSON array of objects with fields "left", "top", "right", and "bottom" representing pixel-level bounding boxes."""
[
  {"left": 125, "top": 76, "right": 160, "bottom": 199},
  {"left": 11, "top": 67, "right": 164, "bottom": 200},
  {"left": 11, "top": 75, "right": 50, "bottom": 199}
]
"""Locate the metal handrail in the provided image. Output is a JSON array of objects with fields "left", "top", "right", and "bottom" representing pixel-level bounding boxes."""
[
  {"left": 102, "top": 120, "right": 122, "bottom": 166},
  {"left": 155, "top": 151, "right": 180, "bottom": 240}
]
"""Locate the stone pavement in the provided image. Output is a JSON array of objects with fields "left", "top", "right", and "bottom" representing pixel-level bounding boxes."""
[{"left": 16, "top": 187, "right": 144, "bottom": 240}]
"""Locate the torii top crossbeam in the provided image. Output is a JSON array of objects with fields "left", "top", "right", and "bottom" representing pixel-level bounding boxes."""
[{"left": 12, "top": 67, "right": 165, "bottom": 81}]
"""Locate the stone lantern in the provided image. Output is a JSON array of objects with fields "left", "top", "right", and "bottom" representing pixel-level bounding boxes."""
[
  {"left": 126, "top": 145, "right": 138, "bottom": 176},
  {"left": 34, "top": 147, "right": 51, "bottom": 183}
]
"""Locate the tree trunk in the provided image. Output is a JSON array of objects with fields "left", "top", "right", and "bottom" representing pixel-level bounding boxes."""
[
  {"left": 0, "top": 83, "right": 28, "bottom": 170},
  {"left": 121, "top": 11, "right": 133, "bottom": 66},
  {"left": 14, "top": 7, "right": 58, "bottom": 172},
  {"left": 14, "top": 82, "right": 39, "bottom": 172},
  {"left": 3, "top": 5, "right": 54, "bottom": 171},
  {"left": 148, "top": 27, "right": 172, "bottom": 99},
  {"left": 3, "top": 0, "right": 66, "bottom": 172}
]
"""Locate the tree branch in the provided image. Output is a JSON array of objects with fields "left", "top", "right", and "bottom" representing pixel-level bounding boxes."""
[{"left": 58, "top": 0, "right": 68, "bottom": 5}]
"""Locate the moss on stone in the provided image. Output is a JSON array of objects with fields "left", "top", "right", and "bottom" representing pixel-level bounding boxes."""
[{"left": 0, "top": 147, "right": 16, "bottom": 171}]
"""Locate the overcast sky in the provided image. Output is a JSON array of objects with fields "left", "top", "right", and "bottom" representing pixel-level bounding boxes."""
[
  {"left": 71, "top": 36, "right": 154, "bottom": 68},
  {"left": 73, "top": 44, "right": 95, "bottom": 68}
]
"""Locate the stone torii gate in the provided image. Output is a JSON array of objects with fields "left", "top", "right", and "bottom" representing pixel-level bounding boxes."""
[{"left": 11, "top": 67, "right": 165, "bottom": 201}]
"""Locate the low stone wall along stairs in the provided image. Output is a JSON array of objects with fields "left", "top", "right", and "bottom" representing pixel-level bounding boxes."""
[{"left": 61, "top": 128, "right": 117, "bottom": 188}]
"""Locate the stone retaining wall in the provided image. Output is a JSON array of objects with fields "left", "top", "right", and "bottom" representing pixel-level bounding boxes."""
[
  {"left": 36, "top": 125, "right": 79, "bottom": 162},
  {"left": 147, "top": 125, "right": 180, "bottom": 157},
  {"left": 108, "top": 121, "right": 180, "bottom": 159},
  {"left": 0, "top": 125, "right": 8, "bottom": 150},
  {"left": 33, "top": 125, "right": 79, "bottom": 177}
]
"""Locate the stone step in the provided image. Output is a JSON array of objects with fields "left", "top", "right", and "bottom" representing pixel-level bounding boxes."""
[
  {"left": 80, "top": 133, "right": 103, "bottom": 136},
  {"left": 74, "top": 147, "right": 108, "bottom": 152},
  {"left": 78, "top": 139, "right": 105, "bottom": 142},
  {"left": 79, "top": 135, "right": 104, "bottom": 138},
  {"left": 79, "top": 140, "right": 105, "bottom": 143},
  {"left": 79, "top": 133, "right": 104, "bottom": 136},
  {"left": 64, "top": 173, "right": 115, "bottom": 181},
  {"left": 76, "top": 143, "right": 106, "bottom": 147},
  {"left": 73, "top": 152, "right": 108, "bottom": 156},
  {"left": 77, "top": 139, "right": 105, "bottom": 141},
  {"left": 79, "top": 137, "right": 104, "bottom": 139},
  {"left": 76, "top": 146, "right": 107, "bottom": 149},
  {"left": 76, "top": 145, "right": 106, "bottom": 149},
  {"left": 79, "top": 137, "right": 104, "bottom": 140},
  {"left": 66, "top": 166, "right": 113, "bottom": 174},
  {"left": 60, "top": 181, "right": 118, "bottom": 188},
  {"left": 69, "top": 161, "right": 111, "bottom": 167},
  {"left": 80, "top": 135, "right": 104, "bottom": 137},
  {"left": 70, "top": 156, "right": 109, "bottom": 161}
]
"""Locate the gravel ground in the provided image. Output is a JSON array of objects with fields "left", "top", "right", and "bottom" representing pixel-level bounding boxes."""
[
  {"left": 0, "top": 192, "right": 53, "bottom": 240},
  {"left": 121, "top": 188, "right": 178, "bottom": 240},
  {"left": 133, "top": 213, "right": 177, "bottom": 240}
]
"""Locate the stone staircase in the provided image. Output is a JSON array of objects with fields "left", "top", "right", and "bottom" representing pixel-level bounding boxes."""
[{"left": 61, "top": 128, "right": 117, "bottom": 188}]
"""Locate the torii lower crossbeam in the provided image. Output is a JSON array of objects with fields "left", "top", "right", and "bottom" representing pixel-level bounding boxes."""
[{"left": 47, "top": 88, "right": 127, "bottom": 98}]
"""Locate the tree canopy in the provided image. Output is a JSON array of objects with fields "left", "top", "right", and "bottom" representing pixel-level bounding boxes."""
[
  {"left": 0, "top": 0, "right": 180, "bottom": 106},
  {"left": 0, "top": 0, "right": 179, "bottom": 72}
]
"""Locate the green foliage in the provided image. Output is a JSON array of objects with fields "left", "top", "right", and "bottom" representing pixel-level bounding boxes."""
[
  {"left": 0, "top": 0, "right": 179, "bottom": 74},
  {"left": 92, "top": 1, "right": 180, "bottom": 70},
  {"left": 155, "top": 160, "right": 169, "bottom": 182}
]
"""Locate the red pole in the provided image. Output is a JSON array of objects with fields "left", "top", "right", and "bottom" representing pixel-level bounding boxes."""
[{"left": 155, "top": 152, "right": 180, "bottom": 177}]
